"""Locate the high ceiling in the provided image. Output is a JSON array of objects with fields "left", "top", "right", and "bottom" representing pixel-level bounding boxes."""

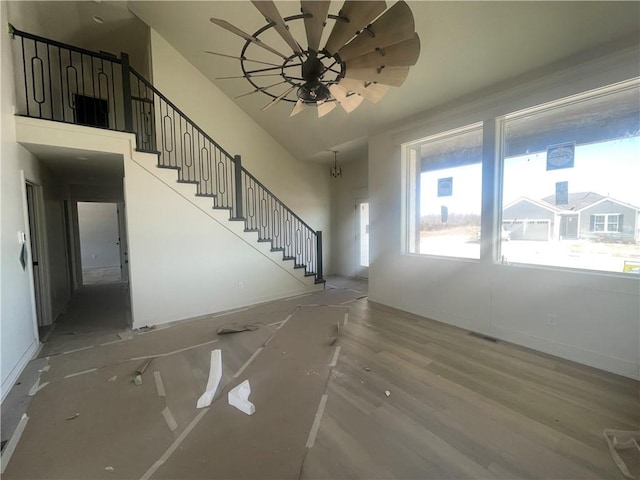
[
  {"left": 7, "top": 1, "right": 640, "bottom": 166},
  {"left": 128, "top": 1, "right": 640, "bottom": 163}
]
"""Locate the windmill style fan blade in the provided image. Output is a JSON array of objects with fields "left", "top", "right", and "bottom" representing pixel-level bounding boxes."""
[
  {"left": 301, "top": 1, "right": 330, "bottom": 51},
  {"left": 341, "top": 93, "right": 364, "bottom": 113},
  {"left": 290, "top": 99, "right": 305, "bottom": 117},
  {"left": 262, "top": 85, "right": 296, "bottom": 111},
  {"left": 215, "top": 73, "right": 283, "bottom": 80},
  {"left": 235, "top": 81, "right": 287, "bottom": 99},
  {"left": 204, "top": 51, "right": 282, "bottom": 67},
  {"left": 317, "top": 100, "right": 337, "bottom": 117},
  {"left": 339, "top": 77, "right": 389, "bottom": 103},
  {"left": 344, "top": 66, "right": 409, "bottom": 87},
  {"left": 210, "top": 18, "right": 289, "bottom": 60},
  {"left": 251, "top": 1, "right": 302, "bottom": 54},
  {"left": 329, "top": 83, "right": 349, "bottom": 103},
  {"left": 328, "top": 84, "right": 364, "bottom": 113},
  {"left": 324, "top": 1, "right": 386, "bottom": 55},
  {"left": 345, "top": 34, "right": 420, "bottom": 69},
  {"left": 338, "top": 1, "right": 415, "bottom": 62}
]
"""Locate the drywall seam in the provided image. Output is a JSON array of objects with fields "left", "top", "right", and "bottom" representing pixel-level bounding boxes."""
[{"left": 129, "top": 154, "right": 314, "bottom": 287}]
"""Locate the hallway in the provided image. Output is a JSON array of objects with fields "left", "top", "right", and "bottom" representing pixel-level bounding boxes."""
[{"left": 40, "top": 283, "right": 132, "bottom": 357}]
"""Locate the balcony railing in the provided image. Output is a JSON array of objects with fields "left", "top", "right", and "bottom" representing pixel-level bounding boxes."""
[{"left": 9, "top": 25, "right": 323, "bottom": 283}]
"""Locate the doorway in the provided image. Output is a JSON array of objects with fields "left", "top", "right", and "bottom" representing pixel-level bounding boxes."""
[
  {"left": 25, "top": 182, "right": 46, "bottom": 328},
  {"left": 77, "top": 202, "right": 122, "bottom": 285},
  {"left": 356, "top": 201, "right": 369, "bottom": 278}
]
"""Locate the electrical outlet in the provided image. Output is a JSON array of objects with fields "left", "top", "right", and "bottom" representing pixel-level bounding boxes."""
[
  {"left": 238, "top": 281, "right": 244, "bottom": 290},
  {"left": 546, "top": 314, "right": 557, "bottom": 326}
]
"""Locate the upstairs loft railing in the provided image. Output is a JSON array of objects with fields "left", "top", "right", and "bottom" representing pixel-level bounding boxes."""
[{"left": 9, "top": 26, "right": 323, "bottom": 283}]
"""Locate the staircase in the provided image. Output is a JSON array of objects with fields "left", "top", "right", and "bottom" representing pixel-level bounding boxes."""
[{"left": 10, "top": 26, "right": 324, "bottom": 285}]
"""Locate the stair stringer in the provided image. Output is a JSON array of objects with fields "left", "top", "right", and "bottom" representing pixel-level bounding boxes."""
[{"left": 129, "top": 151, "right": 319, "bottom": 287}]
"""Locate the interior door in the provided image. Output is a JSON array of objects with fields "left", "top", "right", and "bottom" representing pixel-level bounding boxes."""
[
  {"left": 25, "top": 183, "right": 45, "bottom": 327},
  {"left": 356, "top": 201, "right": 369, "bottom": 278}
]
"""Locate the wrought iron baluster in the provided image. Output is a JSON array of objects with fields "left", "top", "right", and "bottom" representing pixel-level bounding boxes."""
[
  {"left": 110, "top": 61, "right": 117, "bottom": 130},
  {"left": 21, "top": 37, "right": 29, "bottom": 116},
  {"left": 58, "top": 46, "right": 64, "bottom": 122},
  {"left": 31, "top": 43, "right": 45, "bottom": 117},
  {"left": 46, "top": 43, "right": 53, "bottom": 120}
]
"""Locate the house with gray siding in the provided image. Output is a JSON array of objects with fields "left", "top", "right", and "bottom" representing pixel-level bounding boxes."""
[{"left": 503, "top": 192, "right": 639, "bottom": 242}]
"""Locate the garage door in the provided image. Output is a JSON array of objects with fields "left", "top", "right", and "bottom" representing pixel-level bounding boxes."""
[{"left": 504, "top": 220, "right": 550, "bottom": 241}]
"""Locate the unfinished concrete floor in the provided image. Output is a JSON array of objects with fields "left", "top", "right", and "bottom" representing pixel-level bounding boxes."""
[{"left": 1, "top": 276, "right": 638, "bottom": 479}]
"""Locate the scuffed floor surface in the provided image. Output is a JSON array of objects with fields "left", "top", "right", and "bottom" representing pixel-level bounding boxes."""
[
  {"left": 1, "top": 282, "right": 363, "bottom": 479},
  {"left": 3, "top": 277, "right": 639, "bottom": 479}
]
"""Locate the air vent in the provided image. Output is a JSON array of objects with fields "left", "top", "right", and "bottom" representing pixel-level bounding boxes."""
[{"left": 468, "top": 331, "right": 499, "bottom": 343}]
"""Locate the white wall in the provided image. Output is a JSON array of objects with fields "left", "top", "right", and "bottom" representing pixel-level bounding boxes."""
[
  {"left": 125, "top": 155, "right": 318, "bottom": 327},
  {"left": 1, "top": 1, "right": 41, "bottom": 400},
  {"left": 6, "top": 0, "right": 151, "bottom": 76},
  {"left": 369, "top": 44, "right": 640, "bottom": 379},
  {"left": 43, "top": 179, "right": 71, "bottom": 321},
  {"left": 148, "top": 30, "right": 332, "bottom": 273},
  {"left": 77, "top": 202, "right": 121, "bottom": 269},
  {"left": 330, "top": 155, "right": 368, "bottom": 277},
  {"left": 14, "top": 117, "right": 321, "bottom": 329}
]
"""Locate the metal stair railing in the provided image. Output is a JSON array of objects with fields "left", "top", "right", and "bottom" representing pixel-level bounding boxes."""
[{"left": 9, "top": 26, "right": 324, "bottom": 283}]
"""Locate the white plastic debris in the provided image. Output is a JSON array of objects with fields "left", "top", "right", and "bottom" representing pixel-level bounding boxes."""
[
  {"left": 385, "top": 390, "right": 391, "bottom": 397},
  {"left": 105, "top": 466, "right": 114, "bottom": 472},
  {"left": 228, "top": 380, "right": 255, "bottom": 415},
  {"left": 196, "top": 349, "right": 222, "bottom": 409}
]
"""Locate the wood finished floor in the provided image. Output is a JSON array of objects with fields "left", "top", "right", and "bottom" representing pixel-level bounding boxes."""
[
  {"left": 305, "top": 278, "right": 638, "bottom": 479},
  {"left": 4, "top": 276, "right": 637, "bottom": 479}
]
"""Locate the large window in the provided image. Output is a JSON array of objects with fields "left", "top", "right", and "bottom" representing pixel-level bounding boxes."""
[
  {"left": 405, "top": 124, "right": 483, "bottom": 259},
  {"left": 501, "top": 81, "right": 640, "bottom": 274}
]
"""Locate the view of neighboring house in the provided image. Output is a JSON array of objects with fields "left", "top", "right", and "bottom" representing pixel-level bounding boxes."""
[{"left": 503, "top": 192, "right": 640, "bottom": 242}]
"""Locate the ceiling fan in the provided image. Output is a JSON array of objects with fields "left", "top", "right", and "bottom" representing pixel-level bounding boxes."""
[{"left": 207, "top": 1, "right": 420, "bottom": 117}]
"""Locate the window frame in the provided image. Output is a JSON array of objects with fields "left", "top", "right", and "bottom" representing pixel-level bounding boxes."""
[
  {"left": 402, "top": 122, "right": 484, "bottom": 260},
  {"left": 591, "top": 213, "right": 622, "bottom": 233},
  {"left": 400, "top": 78, "right": 638, "bottom": 277}
]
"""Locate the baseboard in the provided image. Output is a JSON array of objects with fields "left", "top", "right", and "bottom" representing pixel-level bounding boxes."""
[
  {"left": 367, "top": 298, "right": 640, "bottom": 381},
  {"left": 1, "top": 338, "right": 40, "bottom": 403}
]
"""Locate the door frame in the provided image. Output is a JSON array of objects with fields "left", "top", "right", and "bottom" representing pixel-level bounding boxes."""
[
  {"left": 355, "top": 199, "right": 369, "bottom": 278},
  {"left": 22, "top": 175, "right": 52, "bottom": 332},
  {"left": 74, "top": 201, "right": 125, "bottom": 286},
  {"left": 117, "top": 202, "right": 129, "bottom": 283}
]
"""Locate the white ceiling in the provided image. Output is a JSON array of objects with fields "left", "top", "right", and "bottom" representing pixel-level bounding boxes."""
[
  {"left": 20, "top": 144, "right": 125, "bottom": 185},
  {"left": 128, "top": 1, "right": 640, "bottom": 163},
  {"left": 8, "top": 1, "right": 640, "bottom": 169}
]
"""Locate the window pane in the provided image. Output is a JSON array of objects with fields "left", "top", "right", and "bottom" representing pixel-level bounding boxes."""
[
  {"left": 406, "top": 125, "right": 482, "bottom": 259},
  {"left": 501, "top": 82, "right": 640, "bottom": 274}
]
